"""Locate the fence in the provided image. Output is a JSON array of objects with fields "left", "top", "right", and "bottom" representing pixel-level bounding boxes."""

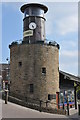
[{"left": 2, "top": 91, "right": 66, "bottom": 115}]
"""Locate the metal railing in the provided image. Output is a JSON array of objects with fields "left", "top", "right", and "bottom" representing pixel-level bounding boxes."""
[
  {"left": 2, "top": 91, "right": 70, "bottom": 115},
  {"left": 9, "top": 39, "right": 60, "bottom": 49}
]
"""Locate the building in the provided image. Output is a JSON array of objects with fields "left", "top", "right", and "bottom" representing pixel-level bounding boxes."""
[
  {"left": 9, "top": 3, "right": 59, "bottom": 108},
  {"left": 0, "top": 64, "right": 10, "bottom": 90},
  {"left": 8, "top": 3, "right": 80, "bottom": 109},
  {"left": 59, "top": 70, "right": 80, "bottom": 109}
]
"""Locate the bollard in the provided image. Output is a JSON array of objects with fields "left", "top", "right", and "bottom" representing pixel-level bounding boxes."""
[
  {"left": 5, "top": 90, "right": 8, "bottom": 104},
  {"left": 66, "top": 102, "right": 69, "bottom": 116},
  {"left": 39, "top": 100, "right": 42, "bottom": 112}
]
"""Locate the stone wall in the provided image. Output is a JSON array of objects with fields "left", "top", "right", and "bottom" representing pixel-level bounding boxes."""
[{"left": 10, "top": 43, "right": 59, "bottom": 108}]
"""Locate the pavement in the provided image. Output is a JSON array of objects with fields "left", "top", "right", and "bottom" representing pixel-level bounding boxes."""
[{"left": 0, "top": 99, "right": 80, "bottom": 119}]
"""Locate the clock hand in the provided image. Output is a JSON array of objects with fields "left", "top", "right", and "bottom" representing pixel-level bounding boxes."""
[{"left": 32, "top": 25, "right": 34, "bottom": 28}]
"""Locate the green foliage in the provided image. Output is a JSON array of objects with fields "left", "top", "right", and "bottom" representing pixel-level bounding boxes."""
[
  {"left": 74, "top": 82, "right": 77, "bottom": 87},
  {"left": 74, "top": 82, "right": 80, "bottom": 92}
]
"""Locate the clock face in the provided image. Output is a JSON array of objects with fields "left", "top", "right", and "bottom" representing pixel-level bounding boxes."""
[{"left": 29, "top": 22, "right": 36, "bottom": 30}]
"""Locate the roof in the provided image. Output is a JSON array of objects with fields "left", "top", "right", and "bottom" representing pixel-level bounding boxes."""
[
  {"left": 59, "top": 70, "right": 80, "bottom": 83},
  {"left": 20, "top": 3, "right": 48, "bottom": 13}
]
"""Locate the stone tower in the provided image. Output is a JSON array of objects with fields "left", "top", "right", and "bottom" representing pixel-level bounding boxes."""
[{"left": 9, "top": 3, "right": 59, "bottom": 108}]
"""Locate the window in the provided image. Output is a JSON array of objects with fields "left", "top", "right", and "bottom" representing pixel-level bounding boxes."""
[
  {"left": 19, "top": 62, "right": 22, "bottom": 67},
  {"left": 42, "top": 67, "right": 46, "bottom": 74},
  {"left": 48, "top": 94, "right": 53, "bottom": 100},
  {"left": 30, "top": 84, "right": 34, "bottom": 93}
]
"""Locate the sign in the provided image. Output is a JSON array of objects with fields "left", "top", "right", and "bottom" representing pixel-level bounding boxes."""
[{"left": 23, "top": 30, "right": 33, "bottom": 37}]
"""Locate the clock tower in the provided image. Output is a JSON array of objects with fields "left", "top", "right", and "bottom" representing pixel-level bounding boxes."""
[
  {"left": 20, "top": 3, "right": 48, "bottom": 43},
  {"left": 9, "top": 3, "right": 59, "bottom": 109}
]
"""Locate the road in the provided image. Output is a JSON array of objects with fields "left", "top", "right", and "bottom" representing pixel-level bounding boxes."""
[{"left": 0, "top": 99, "right": 80, "bottom": 119}]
